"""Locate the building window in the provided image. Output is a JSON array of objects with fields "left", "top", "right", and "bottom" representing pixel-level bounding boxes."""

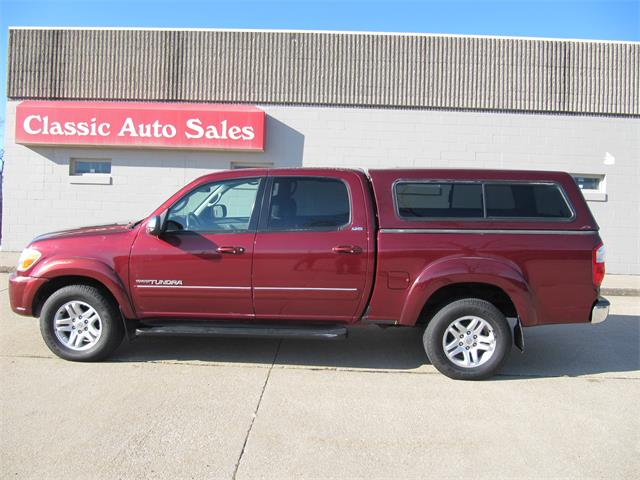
[
  {"left": 572, "top": 174, "right": 607, "bottom": 202},
  {"left": 572, "top": 174, "right": 604, "bottom": 192},
  {"left": 231, "top": 162, "right": 273, "bottom": 169},
  {"left": 71, "top": 159, "right": 112, "bottom": 175},
  {"left": 69, "top": 158, "right": 112, "bottom": 185},
  {"left": 574, "top": 176, "right": 600, "bottom": 191}
]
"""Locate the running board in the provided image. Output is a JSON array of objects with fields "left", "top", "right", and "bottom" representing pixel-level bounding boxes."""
[{"left": 134, "top": 322, "right": 348, "bottom": 340}]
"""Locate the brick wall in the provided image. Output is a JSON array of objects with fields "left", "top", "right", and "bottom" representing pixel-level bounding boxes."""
[{"left": 2, "top": 101, "right": 639, "bottom": 273}]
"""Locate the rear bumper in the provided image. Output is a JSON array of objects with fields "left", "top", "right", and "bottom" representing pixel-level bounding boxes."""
[
  {"left": 8, "top": 273, "right": 48, "bottom": 316},
  {"left": 590, "top": 297, "right": 610, "bottom": 324}
]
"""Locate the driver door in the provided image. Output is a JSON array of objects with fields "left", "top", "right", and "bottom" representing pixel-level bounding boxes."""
[{"left": 129, "top": 176, "right": 265, "bottom": 319}]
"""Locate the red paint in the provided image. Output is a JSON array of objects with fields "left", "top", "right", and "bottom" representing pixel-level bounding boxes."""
[
  {"left": 251, "top": 169, "right": 376, "bottom": 322},
  {"left": 15, "top": 101, "right": 265, "bottom": 151},
  {"left": 130, "top": 231, "right": 257, "bottom": 318},
  {"left": 8, "top": 274, "right": 47, "bottom": 316},
  {"left": 9, "top": 168, "right": 602, "bottom": 330},
  {"left": 10, "top": 222, "right": 137, "bottom": 318},
  {"left": 364, "top": 231, "right": 600, "bottom": 326}
]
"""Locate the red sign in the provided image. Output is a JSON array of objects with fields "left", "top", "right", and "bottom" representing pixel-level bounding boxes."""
[{"left": 15, "top": 101, "right": 265, "bottom": 151}]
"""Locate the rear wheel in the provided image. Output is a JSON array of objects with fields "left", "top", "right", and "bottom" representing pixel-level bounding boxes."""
[
  {"left": 40, "top": 285, "right": 124, "bottom": 361},
  {"left": 424, "top": 298, "right": 512, "bottom": 380}
]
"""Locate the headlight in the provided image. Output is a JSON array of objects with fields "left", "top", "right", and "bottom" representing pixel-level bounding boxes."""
[{"left": 17, "top": 248, "right": 42, "bottom": 272}]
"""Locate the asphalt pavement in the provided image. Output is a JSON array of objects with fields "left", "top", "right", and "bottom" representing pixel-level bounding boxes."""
[{"left": 1, "top": 273, "right": 639, "bottom": 479}]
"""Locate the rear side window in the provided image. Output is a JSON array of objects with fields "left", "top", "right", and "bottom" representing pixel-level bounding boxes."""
[
  {"left": 268, "top": 177, "right": 350, "bottom": 231},
  {"left": 395, "top": 182, "right": 483, "bottom": 218},
  {"left": 394, "top": 180, "right": 574, "bottom": 221},
  {"left": 485, "top": 183, "right": 573, "bottom": 219}
]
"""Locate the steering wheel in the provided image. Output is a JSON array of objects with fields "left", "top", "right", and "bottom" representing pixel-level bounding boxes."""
[{"left": 186, "top": 213, "right": 202, "bottom": 230}]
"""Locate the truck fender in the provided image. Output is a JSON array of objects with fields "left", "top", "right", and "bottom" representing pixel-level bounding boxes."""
[
  {"left": 30, "top": 258, "right": 136, "bottom": 319},
  {"left": 399, "top": 256, "right": 537, "bottom": 327}
]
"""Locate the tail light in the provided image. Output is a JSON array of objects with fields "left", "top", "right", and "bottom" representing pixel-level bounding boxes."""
[{"left": 592, "top": 243, "right": 606, "bottom": 287}]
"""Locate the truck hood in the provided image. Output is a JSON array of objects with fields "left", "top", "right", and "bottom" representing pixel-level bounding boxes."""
[{"left": 32, "top": 223, "right": 135, "bottom": 242}]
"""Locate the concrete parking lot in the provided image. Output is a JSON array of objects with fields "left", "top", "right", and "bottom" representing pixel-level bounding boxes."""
[{"left": 1, "top": 272, "right": 639, "bottom": 479}]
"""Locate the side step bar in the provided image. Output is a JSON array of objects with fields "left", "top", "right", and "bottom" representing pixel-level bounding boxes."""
[{"left": 134, "top": 322, "right": 348, "bottom": 340}]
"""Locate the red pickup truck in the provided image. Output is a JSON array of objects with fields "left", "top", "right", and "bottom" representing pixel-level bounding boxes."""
[{"left": 9, "top": 168, "right": 609, "bottom": 379}]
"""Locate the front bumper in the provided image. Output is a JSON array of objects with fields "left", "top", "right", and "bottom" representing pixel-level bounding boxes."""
[
  {"left": 8, "top": 273, "right": 48, "bottom": 316},
  {"left": 590, "top": 297, "right": 610, "bottom": 324}
]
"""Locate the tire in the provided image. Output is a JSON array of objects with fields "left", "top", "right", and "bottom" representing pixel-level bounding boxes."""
[
  {"left": 423, "top": 298, "right": 512, "bottom": 380},
  {"left": 39, "top": 285, "right": 124, "bottom": 362}
]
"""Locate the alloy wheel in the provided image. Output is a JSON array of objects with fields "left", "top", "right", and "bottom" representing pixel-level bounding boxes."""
[
  {"left": 53, "top": 301, "right": 103, "bottom": 351},
  {"left": 442, "top": 315, "right": 497, "bottom": 368}
]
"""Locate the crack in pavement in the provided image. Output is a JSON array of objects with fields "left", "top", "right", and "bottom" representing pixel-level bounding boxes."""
[{"left": 232, "top": 339, "right": 282, "bottom": 480}]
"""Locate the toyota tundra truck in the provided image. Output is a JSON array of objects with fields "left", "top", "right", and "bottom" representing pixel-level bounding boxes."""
[{"left": 9, "top": 168, "right": 609, "bottom": 380}]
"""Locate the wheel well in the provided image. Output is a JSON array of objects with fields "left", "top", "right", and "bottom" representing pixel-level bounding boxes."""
[
  {"left": 32, "top": 276, "right": 120, "bottom": 317},
  {"left": 417, "top": 283, "right": 518, "bottom": 325}
]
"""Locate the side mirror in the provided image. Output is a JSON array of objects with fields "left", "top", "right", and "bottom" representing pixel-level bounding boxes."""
[
  {"left": 212, "top": 204, "right": 227, "bottom": 219},
  {"left": 146, "top": 215, "right": 162, "bottom": 236}
]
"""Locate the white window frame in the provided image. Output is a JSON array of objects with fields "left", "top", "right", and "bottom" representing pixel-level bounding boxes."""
[
  {"left": 69, "top": 158, "right": 112, "bottom": 185},
  {"left": 571, "top": 173, "right": 606, "bottom": 202}
]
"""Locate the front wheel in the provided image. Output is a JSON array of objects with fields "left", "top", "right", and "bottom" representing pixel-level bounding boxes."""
[
  {"left": 424, "top": 298, "right": 512, "bottom": 380},
  {"left": 40, "top": 285, "right": 124, "bottom": 361}
]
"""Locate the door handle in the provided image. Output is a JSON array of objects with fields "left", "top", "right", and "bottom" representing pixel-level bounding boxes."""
[
  {"left": 332, "top": 245, "right": 363, "bottom": 254},
  {"left": 216, "top": 246, "right": 245, "bottom": 255}
]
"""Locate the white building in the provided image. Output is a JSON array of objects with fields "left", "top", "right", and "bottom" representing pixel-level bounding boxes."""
[{"left": 2, "top": 28, "right": 639, "bottom": 273}]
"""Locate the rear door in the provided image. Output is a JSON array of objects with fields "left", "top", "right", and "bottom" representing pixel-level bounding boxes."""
[{"left": 252, "top": 171, "right": 372, "bottom": 323}]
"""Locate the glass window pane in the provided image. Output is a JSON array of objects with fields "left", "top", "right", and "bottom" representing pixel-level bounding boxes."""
[
  {"left": 71, "top": 160, "right": 111, "bottom": 175},
  {"left": 485, "top": 183, "right": 572, "bottom": 219},
  {"left": 268, "top": 177, "right": 350, "bottom": 231},
  {"left": 395, "top": 182, "right": 483, "bottom": 218},
  {"left": 167, "top": 178, "right": 261, "bottom": 232},
  {"left": 573, "top": 176, "right": 600, "bottom": 191}
]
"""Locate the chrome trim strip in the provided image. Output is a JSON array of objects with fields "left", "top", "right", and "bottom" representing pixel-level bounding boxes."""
[
  {"left": 135, "top": 285, "right": 251, "bottom": 290},
  {"left": 254, "top": 287, "right": 359, "bottom": 292},
  {"left": 379, "top": 228, "right": 596, "bottom": 235},
  {"left": 136, "top": 285, "right": 358, "bottom": 291}
]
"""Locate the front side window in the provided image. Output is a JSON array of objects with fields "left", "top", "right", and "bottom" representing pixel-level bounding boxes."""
[
  {"left": 396, "top": 182, "right": 484, "bottom": 219},
  {"left": 267, "top": 177, "right": 350, "bottom": 231},
  {"left": 485, "top": 183, "right": 573, "bottom": 219},
  {"left": 166, "top": 177, "right": 261, "bottom": 232}
]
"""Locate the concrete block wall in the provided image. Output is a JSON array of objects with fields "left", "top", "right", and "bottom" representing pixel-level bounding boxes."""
[
  {"left": 2, "top": 101, "right": 639, "bottom": 274},
  {"left": 267, "top": 106, "right": 639, "bottom": 275}
]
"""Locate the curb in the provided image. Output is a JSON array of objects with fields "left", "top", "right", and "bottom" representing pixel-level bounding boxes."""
[{"left": 601, "top": 288, "right": 640, "bottom": 297}]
